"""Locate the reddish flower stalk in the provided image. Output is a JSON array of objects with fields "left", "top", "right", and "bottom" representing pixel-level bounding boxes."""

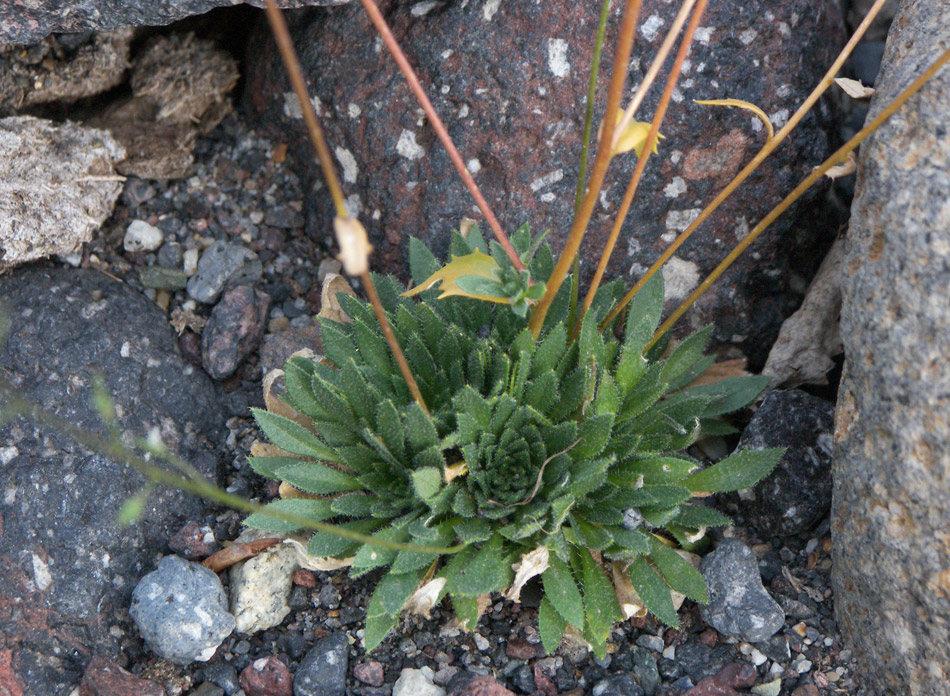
[{"left": 356, "top": 0, "right": 524, "bottom": 272}]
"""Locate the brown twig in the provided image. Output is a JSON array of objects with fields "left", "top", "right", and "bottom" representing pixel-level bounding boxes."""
[
  {"left": 576, "top": 0, "right": 707, "bottom": 337},
  {"left": 600, "top": 0, "right": 893, "bottom": 331},
  {"left": 263, "top": 0, "right": 347, "bottom": 218},
  {"left": 647, "top": 44, "right": 950, "bottom": 350},
  {"left": 528, "top": 0, "right": 645, "bottom": 338},
  {"left": 356, "top": 0, "right": 524, "bottom": 272},
  {"left": 203, "top": 538, "right": 283, "bottom": 572}
]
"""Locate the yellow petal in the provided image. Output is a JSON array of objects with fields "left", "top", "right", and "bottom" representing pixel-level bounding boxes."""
[
  {"left": 612, "top": 110, "right": 665, "bottom": 157},
  {"left": 402, "top": 249, "right": 510, "bottom": 304}
]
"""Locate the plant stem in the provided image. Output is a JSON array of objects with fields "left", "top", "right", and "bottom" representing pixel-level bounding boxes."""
[
  {"left": 361, "top": 271, "right": 430, "bottom": 415},
  {"left": 356, "top": 0, "right": 524, "bottom": 273},
  {"left": 600, "top": 0, "right": 893, "bottom": 331},
  {"left": 646, "top": 44, "right": 950, "bottom": 350},
  {"left": 529, "top": 0, "right": 645, "bottom": 338},
  {"left": 263, "top": 0, "right": 348, "bottom": 218},
  {"left": 576, "top": 0, "right": 707, "bottom": 337},
  {"left": 568, "top": 0, "right": 614, "bottom": 331},
  {"left": 0, "top": 376, "right": 462, "bottom": 554}
]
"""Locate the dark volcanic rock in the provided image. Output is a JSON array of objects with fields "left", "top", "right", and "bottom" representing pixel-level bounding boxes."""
[
  {"left": 0, "top": 0, "right": 351, "bottom": 46},
  {"left": 0, "top": 267, "right": 222, "bottom": 695},
  {"left": 831, "top": 1, "right": 950, "bottom": 694},
  {"left": 735, "top": 389, "right": 835, "bottom": 536},
  {"left": 245, "top": 0, "right": 845, "bottom": 365},
  {"left": 294, "top": 632, "right": 348, "bottom": 696}
]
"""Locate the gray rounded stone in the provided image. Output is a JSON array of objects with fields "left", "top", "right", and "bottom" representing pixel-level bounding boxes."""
[
  {"left": 700, "top": 538, "right": 784, "bottom": 643},
  {"left": 831, "top": 1, "right": 950, "bottom": 693},
  {"left": 131, "top": 555, "right": 235, "bottom": 665},
  {"left": 186, "top": 239, "right": 262, "bottom": 304}
]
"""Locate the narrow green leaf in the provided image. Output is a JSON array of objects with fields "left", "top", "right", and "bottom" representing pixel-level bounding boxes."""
[
  {"left": 452, "top": 593, "right": 481, "bottom": 629},
  {"left": 542, "top": 553, "right": 584, "bottom": 628},
  {"left": 448, "top": 535, "right": 511, "bottom": 596},
  {"left": 648, "top": 536, "right": 707, "bottom": 603},
  {"left": 248, "top": 456, "right": 300, "bottom": 480},
  {"left": 577, "top": 548, "right": 622, "bottom": 650},
  {"left": 243, "top": 498, "right": 334, "bottom": 532},
  {"left": 405, "top": 401, "right": 439, "bottom": 451},
  {"left": 675, "top": 504, "right": 732, "bottom": 528},
  {"left": 307, "top": 518, "right": 383, "bottom": 557},
  {"left": 411, "top": 467, "right": 443, "bottom": 501},
  {"left": 283, "top": 357, "right": 326, "bottom": 420},
  {"left": 331, "top": 492, "right": 377, "bottom": 517},
  {"left": 682, "top": 447, "right": 785, "bottom": 493},
  {"left": 572, "top": 413, "right": 614, "bottom": 459},
  {"left": 276, "top": 461, "right": 362, "bottom": 495},
  {"left": 538, "top": 596, "right": 567, "bottom": 654},
  {"left": 252, "top": 409, "right": 339, "bottom": 462},
  {"left": 628, "top": 556, "right": 678, "bottom": 628}
]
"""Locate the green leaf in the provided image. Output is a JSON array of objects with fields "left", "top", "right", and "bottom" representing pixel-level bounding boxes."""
[
  {"left": 624, "top": 273, "right": 664, "bottom": 346},
  {"left": 405, "top": 402, "right": 439, "bottom": 451},
  {"left": 648, "top": 536, "right": 707, "bottom": 603},
  {"left": 606, "top": 526, "right": 650, "bottom": 554},
  {"left": 572, "top": 413, "right": 614, "bottom": 459},
  {"left": 307, "top": 518, "right": 383, "bottom": 557},
  {"left": 243, "top": 498, "right": 334, "bottom": 532},
  {"left": 453, "top": 518, "right": 493, "bottom": 543},
  {"left": 577, "top": 311, "right": 605, "bottom": 369},
  {"left": 320, "top": 320, "right": 357, "bottom": 369},
  {"left": 331, "top": 492, "right": 377, "bottom": 517},
  {"left": 252, "top": 409, "right": 339, "bottom": 462},
  {"left": 682, "top": 447, "right": 784, "bottom": 493},
  {"left": 533, "top": 324, "right": 568, "bottom": 376},
  {"left": 594, "top": 372, "right": 619, "bottom": 416},
  {"left": 569, "top": 515, "right": 613, "bottom": 551},
  {"left": 542, "top": 553, "right": 584, "bottom": 628},
  {"left": 411, "top": 467, "right": 443, "bottom": 501},
  {"left": 675, "top": 504, "right": 732, "bottom": 528},
  {"left": 248, "top": 456, "right": 299, "bottom": 480},
  {"left": 627, "top": 556, "right": 678, "bottom": 628},
  {"left": 352, "top": 525, "right": 408, "bottom": 574},
  {"left": 363, "top": 568, "right": 425, "bottom": 650},
  {"left": 283, "top": 357, "right": 326, "bottom": 420},
  {"left": 538, "top": 596, "right": 567, "bottom": 654},
  {"left": 690, "top": 375, "right": 771, "bottom": 417},
  {"left": 577, "top": 548, "right": 622, "bottom": 650},
  {"left": 276, "top": 461, "right": 363, "bottom": 495},
  {"left": 611, "top": 456, "right": 699, "bottom": 485},
  {"left": 452, "top": 593, "right": 481, "bottom": 629},
  {"left": 353, "top": 319, "right": 393, "bottom": 376},
  {"left": 409, "top": 236, "right": 442, "bottom": 287},
  {"left": 447, "top": 534, "right": 511, "bottom": 596}
]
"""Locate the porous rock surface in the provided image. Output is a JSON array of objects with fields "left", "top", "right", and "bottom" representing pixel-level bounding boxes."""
[
  {"left": 0, "top": 267, "right": 222, "bottom": 694},
  {"left": 831, "top": 1, "right": 950, "bottom": 693},
  {"left": 245, "top": 0, "right": 845, "bottom": 365},
  {"left": 0, "top": 116, "right": 125, "bottom": 270},
  {"left": 0, "top": 0, "right": 351, "bottom": 46}
]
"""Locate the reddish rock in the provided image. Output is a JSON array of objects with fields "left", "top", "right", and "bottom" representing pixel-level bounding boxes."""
[
  {"left": 699, "top": 629, "right": 719, "bottom": 647},
  {"left": 293, "top": 568, "right": 317, "bottom": 588},
  {"left": 712, "top": 663, "right": 757, "bottom": 689},
  {"left": 449, "top": 674, "right": 515, "bottom": 696},
  {"left": 532, "top": 663, "right": 557, "bottom": 696},
  {"left": 686, "top": 677, "right": 741, "bottom": 696},
  {"left": 0, "top": 651, "right": 24, "bottom": 696},
  {"left": 168, "top": 521, "right": 219, "bottom": 560},
  {"left": 505, "top": 638, "right": 542, "bottom": 661},
  {"left": 179, "top": 330, "right": 203, "bottom": 367},
  {"left": 245, "top": 0, "right": 846, "bottom": 366},
  {"left": 239, "top": 656, "right": 294, "bottom": 696},
  {"left": 79, "top": 656, "right": 164, "bottom": 696},
  {"left": 353, "top": 661, "right": 385, "bottom": 687},
  {"left": 201, "top": 285, "right": 271, "bottom": 380},
  {"left": 790, "top": 687, "right": 819, "bottom": 696}
]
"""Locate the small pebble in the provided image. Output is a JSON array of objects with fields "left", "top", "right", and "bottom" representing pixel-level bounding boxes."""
[
  {"left": 635, "top": 634, "right": 665, "bottom": 653},
  {"left": 124, "top": 220, "right": 164, "bottom": 252},
  {"left": 474, "top": 633, "right": 490, "bottom": 651},
  {"left": 239, "top": 656, "right": 293, "bottom": 696},
  {"left": 751, "top": 678, "right": 782, "bottom": 696},
  {"left": 184, "top": 248, "right": 200, "bottom": 276}
]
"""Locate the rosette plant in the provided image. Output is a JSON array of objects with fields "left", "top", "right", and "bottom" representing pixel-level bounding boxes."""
[
  {"left": 247, "top": 224, "right": 782, "bottom": 654},
  {"left": 238, "top": 0, "right": 943, "bottom": 658}
]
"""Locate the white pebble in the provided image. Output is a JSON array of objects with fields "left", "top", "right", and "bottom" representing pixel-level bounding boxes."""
[
  {"left": 796, "top": 659, "right": 813, "bottom": 674},
  {"left": 805, "top": 538, "right": 819, "bottom": 554},
  {"left": 473, "top": 633, "right": 489, "bottom": 651},
  {"left": 662, "top": 645, "right": 675, "bottom": 660},
  {"left": 124, "top": 220, "right": 164, "bottom": 253},
  {"left": 183, "top": 248, "right": 200, "bottom": 276},
  {"left": 750, "top": 648, "right": 768, "bottom": 666}
]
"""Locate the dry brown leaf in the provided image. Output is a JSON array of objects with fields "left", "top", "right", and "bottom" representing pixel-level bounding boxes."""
[
  {"left": 444, "top": 461, "right": 469, "bottom": 483},
  {"left": 334, "top": 217, "right": 373, "bottom": 275},
  {"left": 687, "top": 358, "right": 749, "bottom": 388},
  {"left": 278, "top": 481, "right": 323, "bottom": 501},
  {"left": 250, "top": 441, "right": 293, "bottom": 459},
  {"left": 459, "top": 218, "right": 478, "bottom": 238},
  {"left": 834, "top": 76, "right": 875, "bottom": 99},
  {"left": 284, "top": 537, "right": 354, "bottom": 571},
  {"left": 202, "top": 537, "right": 282, "bottom": 573},
  {"left": 169, "top": 308, "right": 206, "bottom": 335},
  {"left": 824, "top": 151, "right": 857, "bottom": 179},
  {"left": 611, "top": 561, "right": 647, "bottom": 619},
  {"left": 318, "top": 273, "right": 357, "bottom": 324},
  {"left": 405, "top": 577, "right": 447, "bottom": 618},
  {"left": 763, "top": 237, "right": 844, "bottom": 388},
  {"left": 504, "top": 546, "right": 550, "bottom": 602}
]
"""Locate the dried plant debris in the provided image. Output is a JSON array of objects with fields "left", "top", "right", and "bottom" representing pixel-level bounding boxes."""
[
  {"left": 91, "top": 33, "right": 238, "bottom": 179},
  {"left": 0, "top": 116, "right": 124, "bottom": 271},
  {"left": 0, "top": 29, "right": 133, "bottom": 116},
  {"left": 762, "top": 237, "right": 844, "bottom": 388}
]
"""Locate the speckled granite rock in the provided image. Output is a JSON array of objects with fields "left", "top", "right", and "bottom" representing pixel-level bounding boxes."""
[
  {"left": 0, "top": 0, "right": 351, "bottom": 46},
  {"left": 831, "top": 2, "right": 950, "bottom": 695},
  {"left": 245, "top": 0, "right": 845, "bottom": 366},
  {"left": 0, "top": 267, "right": 222, "bottom": 694}
]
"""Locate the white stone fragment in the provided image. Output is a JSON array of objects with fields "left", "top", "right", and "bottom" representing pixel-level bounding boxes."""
[
  {"left": 124, "top": 220, "right": 164, "bottom": 252},
  {"left": 547, "top": 38, "right": 570, "bottom": 77}
]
